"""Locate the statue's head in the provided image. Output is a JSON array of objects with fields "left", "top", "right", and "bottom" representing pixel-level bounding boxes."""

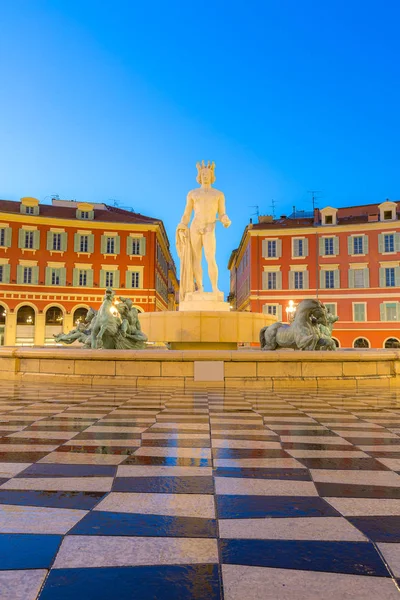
[{"left": 196, "top": 160, "right": 216, "bottom": 185}]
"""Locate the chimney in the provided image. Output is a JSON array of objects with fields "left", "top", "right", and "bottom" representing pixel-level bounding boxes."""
[{"left": 258, "top": 215, "right": 274, "bottom": 224}]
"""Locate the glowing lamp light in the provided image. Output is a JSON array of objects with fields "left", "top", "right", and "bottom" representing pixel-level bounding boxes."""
[
  {"left": 26, "top": 316, "right": 33, "bottom": 324},
  {"left": 285, "top": 300, "right": 297, "bottom": 323}
]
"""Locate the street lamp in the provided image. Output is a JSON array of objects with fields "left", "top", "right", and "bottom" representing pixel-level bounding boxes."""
[{"left": 285, "top": 300, "right": 296, "bottom": 323}]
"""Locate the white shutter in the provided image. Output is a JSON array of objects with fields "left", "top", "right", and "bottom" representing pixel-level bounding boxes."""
[
  {"left": 320, "top": 271, "right": 325, "bottom": 289},
  {"left": 293, "top": 239, "right": 299, "bottom": 257},
  {"left": 303, "top": 238, "right": 309, "bottom": 257},
  {"left": 363, "top": 235, "right": 369, "bottom": 254},
  {"left": 262, "top": 271, "right": 268, "bottom": 290},
  {"left": 347, "top": 236, "right": 353, "bottom": 255},
  {"left": 348, "top": 269, "right": 354, "bottom": 288},
  {"left": 364, "top": 267, "right": 370, "bottom": 288},
  {"left": 334, "top": 236, "right": 339, "bottom": 256},
  {"left": 395, "top": 267, "right": 400, "bottom": 287},
  {"left": 277, "top": 305, "right": 283, "bottom": 321},
  {"left": 276, "top": 239, "right": 282, "bottom": 258},
  {"left": 395, "top": 233, "right": 400, "bottom": 253},
  {"left": 303, "top": 271, "right": 309, "bottom": 289},
  {"left": 334, "top": 270, "right": 340, "bottom": 289},
  {"left": 380, "top": 303, "right": 386, "bottom": 321},
  {"left": 288, "top": 271, "right": 294, "bottom": 289},
  {"left": 262, "top": 239, "right": 267, "bottom": 258},
  {"left": 319, "top": 238, "right": 324, "bottom": 256},
  {"left": 276, "top": 271, "right": 282, "bottom": 290},
  {"left": 379, "top": 267, "right": 385, "bottom": 287},
  {"left": 378, "top": 234, "right": 384, "bottom": 253}
]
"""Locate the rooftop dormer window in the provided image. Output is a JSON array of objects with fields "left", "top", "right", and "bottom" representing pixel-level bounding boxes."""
[
  {"left": 325, "top": 215, "right": 333, "bottom": 225},
  {"left": 20, "top": 197, "right": 39, "bottom": 216},
  {"left": 320, "top": 206, "right": 338, "bottom": 226},
  {"left": 379, "top": 200, "right": 397, "bottom": 222},
  {"left": 76, "top": 203, "right": 94, "bottom": 221},
  {"left": 384, "top": 210, "right": 394, "bottom": 220}
]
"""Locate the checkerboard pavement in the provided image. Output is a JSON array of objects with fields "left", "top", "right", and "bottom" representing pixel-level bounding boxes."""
[{"left": 1, "top": 383, "right": 400, "bottom": 598}]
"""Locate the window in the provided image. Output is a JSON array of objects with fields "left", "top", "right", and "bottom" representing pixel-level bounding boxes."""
[
  {"left": 325, "top": 271, "right": 334, "bottom": 289},
  {"left": 131, "top": 238, "right": 140, "bottom": 255},
  {"left": 105, "top": 271, "right": 114, "bottom": 287},
  {"left": 385, "top": 267, "right": 395, "bottom": 287},
  {"left": 52, "top": 233, "right": 61, "bottom": 251},
  {"left": 266, "top": 305, "right": 277, "bottom": 316},
  {"left": 324, "top": 303, "right": 337, "bottom": 316},
  {"left": 51, "top": 270, "right": 60, "bottom": 285},
  {"left": 293, "top": 238, "right": 306, "bottom": 258},
  {"left": 25, "top": 206, "right": 34, "bottom": 215},
  {"left": 80, "top": 235, "right": 88, "bottom": 253},
  {"left": 386, "top": 303, "right": 398, "bottom": 321},
  {"left": 267, "top": 272, "right": 276, "bottom": 290},
  {"left": 80, "top": 211, "right": 89, "bottom": 219},
  {"left": 325, "top": 215, "right": 333, "bottom": 224},
  {"left": 23, "top": 267, "right": 32, "bottom": 284},
  {"left": 353, "top": 303, "right": 366, "bottom": 322},
  {"left": 385, "top": 338, "right": 400, "bottom": 349},
  {"left": 131, "top": 272, "right": 140, "bottom": 288},
  {"left": 353, "top": 337, "right": 370, "bottom": 348},
  {"left": 106, "top": 237, "right": 115, "bottom": 254},
  {"left": 354, "top": 270, "right": 365, "bottom": 288},
  {"left": 0, "top": 266, "right": 3, "bottom": 282},
  {"left": 384, "top": 234, "right": 395, "bottom": 253},
  {"left": 384, "top": 210, "right": 393, "bottom": 220},
  {"left": 294, "top": 271, "right": 303, "bottom": 289},
  {"left": 353, "top": 236, "right": 364, "bottom": 254},
  {"left": 267, "top": 240, "right": 276, "bottom": 258},
  {"left": 79, "top": 270, "right": 87, "bottom": 286},
  {"left": 0, "top": 230, "right": 4, "bottom": 247},
  {"left": 324, "top": 238, "right": 334, "bottom": 256},
  {"left": 24, "top": 231, "right": 34, "bottom": 249}
]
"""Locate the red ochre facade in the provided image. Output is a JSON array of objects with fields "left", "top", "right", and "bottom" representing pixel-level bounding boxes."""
[{"left": 228, "top": 200, "right": 400, "bottom": 349}]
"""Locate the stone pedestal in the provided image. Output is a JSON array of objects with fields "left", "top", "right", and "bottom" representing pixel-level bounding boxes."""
[{"left": 179, "top": 291, "right": 230, "bottom": 312}]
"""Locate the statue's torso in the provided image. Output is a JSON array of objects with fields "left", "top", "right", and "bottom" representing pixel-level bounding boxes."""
[{"left": 189, "top": 187, "right": 221, "bottom": 227}]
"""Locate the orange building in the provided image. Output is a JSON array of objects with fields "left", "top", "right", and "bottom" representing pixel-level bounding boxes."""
[
  {"left": 228, "top": 200, "right": 400, "bottom": 349},
  {"left": 0, "top": 197, "right": 178, "bottom": 346}
]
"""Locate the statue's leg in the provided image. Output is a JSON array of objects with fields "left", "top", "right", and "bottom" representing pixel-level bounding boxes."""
[
  {"left": 204, "top": 231, "right": 218, "bottom": 293},
  {"left": 190, "top": 230, "right": 203, "bottom": 291}
]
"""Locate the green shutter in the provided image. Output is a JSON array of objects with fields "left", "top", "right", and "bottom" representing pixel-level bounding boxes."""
[
  {"left": 288, "top": 271, "right": 294, "bottom": 289},
  {"left": 61, "top": 232, "right": 68, "bottom": 251},
  {"left": 380, "top": 303, "right": 386, "bottom": 321},
  {"left": 45, "top": 267, "right": 52, "bottom": 286},
  {"left": 72, "top": 268, "right": 79, "bottom": 287},
  {"left": 276, "top": 239, "right": 282, "bottom": 258},
  {"left": 18, "top": 229, "right": 25, "bottom": 249},
  {"left": 348, "top": 269, "right": 354, "bottom": 288},
  {"left": 16, "top": 265, "right": 23, "bottom": 284},
  {"left": 46, "top": 232, "right": 53, "bottom": 251},
  {"left": 334, "top": 270, "right": 340, "bottom": 288},
  {"left": 320, "top": 270, "right": 325, "bottom": 289},
  {"left": 319, "top": 238, "right": 324, "bottom": 256},
  {"left": 88, "top": 235, "right": 94, "bottom": 253},
  {"left": 379, "top": 267, "right": 385, "bottom": 287},
  {"left": 74, "top": 233, "right": 80, "bottom": 252},
  {"left": 140, "top": 237, "right": 146, "bottom": 256},
  {"left": 378, "top": 234, "right": 384, "bottom": 253},
  {"left": 277, "top": 305, "right": 283, "bottom": 321},
  {"left": 33, "top": 230, "right": 40, "bottom": 250},
  {"left": 125, "top": 270, "right": 132, "bottom": 288},
  {"left": 303, "top": 271, "right": 309, "bottom": 289},
  {"left": 59, "top": 268, "right": 66, "bottom": 286},
  {"left": 261, "top": 271, "right": 268, "bottom": 290},
  {"left": 364, "top": 267, "right": 370, "bottom": 288},
  {"left": 395, "top": 267, "right": 400, "bottom": 287},
  {"left": 262, "top": 240, "right": 267, "bottom": 258},
  {"left": 397, "top": 303, "right": 400, "bottom": 322},
  {"left": 32, "top": 266, "right": 39, "bottom": 285},
  {"left": 395, "top": 233, "right": 400, "bottom": 253},
  {"left": 114, "top": 236, "right": 120, "bottom": 254},
  {"left": 334, "top": 237, "right": 339, "bottom": 255},
  {"left": 112, "top": 270, "right": 120, "bottom": 288},
  {"left": 347, "top": 236, "right": 353, "bottom": 255},
  {"left": 88, "top": 210, "right": 94, "bottom": 220},
  {"left": 86, "top": 270, "right": 94, "bottom": 287},
  {"left": 363, "top": 235, "right": 369, "bottom": 254},
  {"left": 126, "top": 236, "right": 133, "bottom": 255},
  {"left": 303, "top": 238, "right": 309, "bottom": 257},
  {"left": 99, "top": 270, "right": 106, "bottom": 288},
  {"left": 1, "top": 264, "right": 10, "bottom": 283},
  {"left": 276, "top": 271, "right": 282, "bottom": 290},
  {"left": 101, "top": 235, "right": 107, "bottom": 254},
  {"left": 4, "top": 227, "right": 12, "bottom": 247},
  {"left": 293, "top": 239, "right": 299, "bottom": 257}
]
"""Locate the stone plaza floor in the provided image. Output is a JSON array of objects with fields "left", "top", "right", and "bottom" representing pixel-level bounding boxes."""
[{"left": 1, "top": 384, "right": 400, "bottom": 598}]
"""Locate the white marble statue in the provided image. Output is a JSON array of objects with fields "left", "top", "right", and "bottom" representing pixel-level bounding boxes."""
[{"left": 176, "top": 161, "right": 231, "bottom": 303}]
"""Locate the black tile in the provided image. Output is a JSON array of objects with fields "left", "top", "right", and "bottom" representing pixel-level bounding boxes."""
[
  {"left": 142, "top": 439, "right": 210, "bottom": 448},
  {"left": 40, "top": 564, "right": 221, "bottom": 600},
  {"left": 121, "top": 456, "right": 212, "bottom": 467},
  {"left": 348, "top": 516, "right": 400, "bottom": 542},
  {"left": 147, "top": 428, "right": 209, "bottom": 434},
  {"left": 212, "top": 448, "right": 290, "bottom": 459},
  {"left": 271, "top": 429, "right": 337, "bottom": 436},
  {"left": 213, "top": 467, "right": 311, "bottom": 480},
  {"left": 0, "top": 489, "right": 106, "bottom": 510},
  {"left": 211, "top": 424, "right": 265, "bottom": 431},
  {"left": 16, "top": 463, "right": 117, "bottom": 478},
  {"left": 282, "top": 443, "right": 357, "bottom": 451},
  {"left": 220, "top": 539, "right": 389, "bottom": 576},
  {"left": 73, "top": 432, "right": 141, "bottom": 440},
  {"left": 1, "top": 437, "right": 64, "bottom": 446},
  {"left": 211, "top": 434, "right": 277, "bottom": 441},
  {"left": 54, "top": 445, "right": 138, "bottom": 456},
  {"left": 0, "top": 533, "right": 62, "bottom": 569},
  {"left": 343, "top": 437, "right": 400, "bottom": 446},
  {"left": 0, "top": 452, "right": 51, "bottom": 462},
  {"left": 0, "top": 478, "right": 8, "bottom": 486},
  {"left": 26, "top": 425, "right": 90, "bottom": 431},
  {"left": 216, "top": 495, "right": 340, "bottom": 518},
  {"left": 315, "top": 482, "right": 400, "bottom": 499},
  {"left": 112, "top": 476, "right": 214, "bottom": 494},
  {"left": 70, "top": 510, "right": 217, "bottom": 538},
  {"left": 296, "top": 457, "right": 390, "bottom": 470}
]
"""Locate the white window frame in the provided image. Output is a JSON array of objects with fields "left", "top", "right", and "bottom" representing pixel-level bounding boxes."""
[{"left": 352, "top": 302, "right": 367, "bottom": 322}]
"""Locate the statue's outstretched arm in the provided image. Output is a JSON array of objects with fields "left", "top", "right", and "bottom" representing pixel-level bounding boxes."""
[
  {"left": 178, "top": 194, "right": 193, "bottom": 229},
  {"left": 218, "top": 193, "right": 231, "bottom": 228}
]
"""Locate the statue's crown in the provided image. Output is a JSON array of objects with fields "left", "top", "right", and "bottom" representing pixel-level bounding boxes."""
[{"left": 196, "top": 160, "right": 216, "bottom": 183}]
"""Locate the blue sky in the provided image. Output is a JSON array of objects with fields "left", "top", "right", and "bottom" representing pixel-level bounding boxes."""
[{"left": 1, "top": 1, "right": 399, "bottom": 293}]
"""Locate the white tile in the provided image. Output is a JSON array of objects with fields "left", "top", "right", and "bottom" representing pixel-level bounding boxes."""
[
  {"left": 0, "top": 570, "right": 47, "bottom": 600},
  {"left": 215, "top": 477, "right": 318, "bottom": 496},
  {"left": 0, "top": 504, "right": 87, "bottom": 534},
  {"left": 94, "top": 492, "right": 215, "bottom": 518}
]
